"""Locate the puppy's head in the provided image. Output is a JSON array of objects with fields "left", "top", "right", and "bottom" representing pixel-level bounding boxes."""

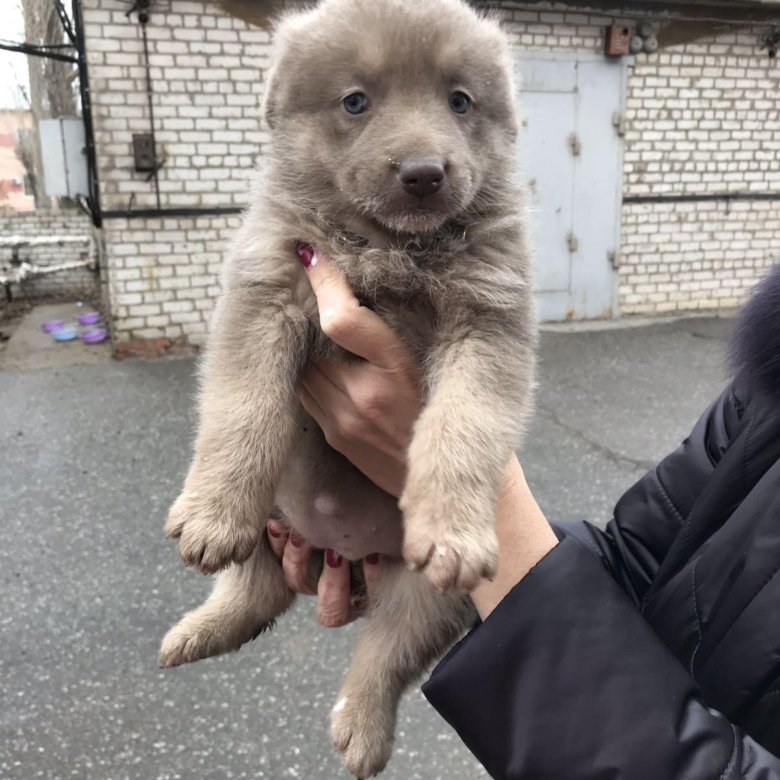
[{"left": 264, "top": 0, "right": 518, "bottom": 235}]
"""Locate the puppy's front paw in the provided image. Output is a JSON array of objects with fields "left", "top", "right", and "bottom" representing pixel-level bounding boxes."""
[
  {"left": 400, "top": 491, "right": 498, "bottom": 592},
  {"left": 331, "top": 695, "right": 393, "bottom": 779},
  {"left": 165, "top": 488, "right": 259, "bottom": 574}
]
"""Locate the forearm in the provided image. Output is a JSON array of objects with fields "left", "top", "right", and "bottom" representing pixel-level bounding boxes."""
[{"left": 470, "top": 456, "right": 558, "bottom": 619}]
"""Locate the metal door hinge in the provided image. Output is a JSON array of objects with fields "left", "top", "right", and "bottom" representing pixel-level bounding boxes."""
[
  {"left": 568, "top": 133, "right": 582, "bottom": 156},
  {"left": 567, "top": 232, "right": 579, "bottom": 253},
  {"left": 612, "top": 112, "right": 626, "bottom": 137},
  {"left": 608, "top": 250, "right": 619, "bottom": 269}
]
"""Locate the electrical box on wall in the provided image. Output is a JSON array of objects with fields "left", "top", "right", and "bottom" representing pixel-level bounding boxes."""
[
  {"left": 39, "top": 117, "right": 88, "bottom": 199},
  {"left": 605, "top": 24, "right": 632, "bottom": 56},
  {"left": 132, "top": 133, "right": 156, "bottom": 172}
]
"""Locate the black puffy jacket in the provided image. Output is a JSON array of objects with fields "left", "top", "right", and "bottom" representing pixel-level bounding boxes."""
[{"left": 423, "top": 264, "right": 780, "bottom": 779}]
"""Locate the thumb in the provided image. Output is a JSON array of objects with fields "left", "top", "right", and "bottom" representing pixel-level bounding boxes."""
[{"left": 296, "top": 243, "right": 408, "bottom": 370}]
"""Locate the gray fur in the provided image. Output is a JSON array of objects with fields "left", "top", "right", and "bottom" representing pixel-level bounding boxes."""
[{"left": 160, "top": 0, "right": 536, "bottom": 775}]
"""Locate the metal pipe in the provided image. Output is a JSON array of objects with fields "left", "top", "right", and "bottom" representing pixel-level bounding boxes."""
[
  {"left": 139, "top": 13, "right": 162, "bottom": 211},
  {"left": 52, "top": 0, "right": 77, "bottom": 46},
  {"left": 72, "top": 0, "right": 103, "bottom": 228},
  {"left": 624, "top": 192, "right": 780, "bottom": 204},
  {"left": 0, "top": 40, "right": 77, "bottom": 63},
  {"left": 102, "top": 206, "right": 243, "bottom": 220}
]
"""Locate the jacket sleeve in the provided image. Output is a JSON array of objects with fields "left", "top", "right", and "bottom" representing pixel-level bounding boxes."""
[
  {"left": 422, "top": 536, "right": 780, "bottom": 779},
  {"left": 574, "top": 380, "right": 747, "bottom": 607}
]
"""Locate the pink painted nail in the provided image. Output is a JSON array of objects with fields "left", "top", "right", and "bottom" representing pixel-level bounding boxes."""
[
  {"left": 267, "top": 521, "right": 284, "bottom": 539},
  {"left": 290, "top": 531, "right": 305, "bottom": 548},
  {"left": 326, "top": 549, "right": 342, "bottom": 568},
  {"left": 365, "top": 553, "right": 380, "bottom": 565},
  {"left": 296, "top": 242, "right": 314, "bottom": 268}
]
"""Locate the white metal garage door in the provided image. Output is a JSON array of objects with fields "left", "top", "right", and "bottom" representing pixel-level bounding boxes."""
[{"left": 516, "top": 53, "right": 628, "bottom": 321}]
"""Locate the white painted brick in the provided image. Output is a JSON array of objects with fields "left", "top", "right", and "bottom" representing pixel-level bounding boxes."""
[{"left": 84, "top": 0, "right": 777, "bottom": 336}]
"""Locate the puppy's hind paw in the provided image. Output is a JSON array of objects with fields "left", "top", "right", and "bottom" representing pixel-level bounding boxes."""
[
  {"left": 159, "top": 610, "right": 274, "bottom": 668},
  {"left": 159, "top": 618, "right": 227, "bottom": 668},
  {"left": 331, "top": 696, "right": 394, "bottom": 779}
]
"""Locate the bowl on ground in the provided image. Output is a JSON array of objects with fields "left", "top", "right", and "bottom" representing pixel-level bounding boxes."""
[
  {"left": 80, "top": 328, "right": 107, "bottom": 344},
  {"left": 52, "top": 326, "right": 78, "bottom": 342}
]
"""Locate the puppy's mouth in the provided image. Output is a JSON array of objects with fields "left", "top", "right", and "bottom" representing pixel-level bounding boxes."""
[{"left": 361, "top": 191, "right": 457, "bottom": 235}]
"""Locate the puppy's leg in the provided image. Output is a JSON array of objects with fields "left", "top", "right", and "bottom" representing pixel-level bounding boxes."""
[
  {"left": 331, "top": 563, "right": 472, "bottom": 778},
  {"left": 165, "top": 283, "right": 308, "bottom": 573},
  {"left": 159, "top": 533, "right": 294, "bottom": 667},
  {"left": 400, "top": 305, "right": 535, "bottom": 592}
]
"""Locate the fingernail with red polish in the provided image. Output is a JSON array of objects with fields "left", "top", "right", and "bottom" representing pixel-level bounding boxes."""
[
  {"left": 365, "top": 553, "right": 380, "bottom": 565},
  {"left": 290, "top": 532, "right": 305, "bottom": 548},
  {"left": 296, "top": 242, "right": 315, "bottom": 268},
  {"left": 326, "top": 549, "right": 342, "bottom": 568},
  {"left": 267, "top": 521, "right": 284, "bottom": 539}
]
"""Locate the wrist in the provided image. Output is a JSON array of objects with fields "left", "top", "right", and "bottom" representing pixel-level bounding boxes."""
[{"left": 470, "top": 456, "right": 558, "bottom": 620}]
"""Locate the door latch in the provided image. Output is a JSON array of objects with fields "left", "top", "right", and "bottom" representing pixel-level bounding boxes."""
[
  {"left": 612, "top": 112, "right": 627, "bottom": 137},
  {"left": 569, "top": 134, "right": 582, "bottom": 156},
  {"left": 567, "top": 232, "right": 579, "bottom": 253}
]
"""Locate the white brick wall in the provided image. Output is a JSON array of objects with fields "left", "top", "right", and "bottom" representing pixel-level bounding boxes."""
[
  {"left": 620, "top": 200, "right": 778, "bottom": 314},
  {"left": 619, "top": 28, "right": 779, "bottom": 313},
  {"left": 0, "top": 211, "right": 98, "bottom": 299},
  {"left": 102, "top": 215, "right": 239, "bottom": 345},
  {"left": 82, "top": 0, "right": 780, "bottom": 342},
  {"left": 84, "top": 0, "right": 270, "bottom": 213}
]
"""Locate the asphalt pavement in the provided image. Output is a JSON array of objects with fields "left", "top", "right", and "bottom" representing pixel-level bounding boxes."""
[{"left": 0, "top": 313, "right": 734, "bottom": 780}]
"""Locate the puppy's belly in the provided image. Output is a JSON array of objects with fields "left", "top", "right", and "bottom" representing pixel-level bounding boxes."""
[{"left": 274, "top": 422, "right": 404, "bottom": 560}]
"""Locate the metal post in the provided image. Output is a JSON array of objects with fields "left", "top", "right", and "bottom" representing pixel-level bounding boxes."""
[{"left": 71, "top": 0, "right": 103, "bottom": 228}]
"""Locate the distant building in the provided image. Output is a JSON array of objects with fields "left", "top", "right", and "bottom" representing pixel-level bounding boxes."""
[{"left": 0, "top": 109, "right": 34, "bottom": 212}]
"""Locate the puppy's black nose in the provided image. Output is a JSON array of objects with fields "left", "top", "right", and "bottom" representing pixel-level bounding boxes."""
[{"left": 399, "top": 158, "right": 446, "bottom": 198}]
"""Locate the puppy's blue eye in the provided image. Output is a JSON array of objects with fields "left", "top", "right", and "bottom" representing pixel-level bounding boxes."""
[
  {"left": 449, "top": 91, "right": 471, "bottom": 114},
  {"left": 343, "top": 92, "right": 369, "bottom": 115}
]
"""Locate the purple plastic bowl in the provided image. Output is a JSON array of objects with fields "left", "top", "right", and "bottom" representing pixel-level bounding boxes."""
[
  {"left": 42, "top": 319, "right": 66, "bottom": 333},
  {"left": 81, "top": 328, "right": 107, "bottom": 345},
  {"left": 77, "top": 311, "right": 100, "bottom": 326}
]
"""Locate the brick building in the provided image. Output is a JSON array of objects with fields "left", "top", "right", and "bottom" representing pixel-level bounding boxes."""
[{"left": 77, "top": 0, "right": 780, "bottom": 345}]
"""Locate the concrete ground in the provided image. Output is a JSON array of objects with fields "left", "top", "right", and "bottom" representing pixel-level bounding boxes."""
[
  {"left": 0, "top": 303, "right": 110, "bottom": 372},
  {"left": 0, "top": 311, "right": 734, "bottom": 780}
]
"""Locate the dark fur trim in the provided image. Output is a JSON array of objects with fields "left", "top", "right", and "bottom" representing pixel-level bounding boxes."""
[{"left": 731, "top": 263, "right": 780, "bottom": 400}]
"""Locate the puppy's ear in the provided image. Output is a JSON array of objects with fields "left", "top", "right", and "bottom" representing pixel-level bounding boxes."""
[
  {"left": 262, "top": 8, "right": 318, "bottom": 131},
  {"left": 261, "top": 65, "right": 281, "bottom": 130}
]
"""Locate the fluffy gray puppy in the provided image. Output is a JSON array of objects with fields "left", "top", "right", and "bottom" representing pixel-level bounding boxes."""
[{"left": 160, "top": 0, "right": 536, "bottom": 775}]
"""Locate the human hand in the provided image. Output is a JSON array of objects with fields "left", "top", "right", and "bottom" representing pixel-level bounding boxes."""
[
  {"left": 291, "top": 244, "right": 558, "bottom": 615},
  {"left": 296, "top": 243, "right": 422, "bottom": 498},
  {"left": 266, "top": 519, "right": 382, "bottom": 627}
]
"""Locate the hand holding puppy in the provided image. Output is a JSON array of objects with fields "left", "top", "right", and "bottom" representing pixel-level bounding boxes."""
[
  {"left": 266, "top": 245, "right": 420, "bottom": 626},
  {"left": 296, "top": 243, "right": 422, "bottom": 499},
  {"left": 269, "top": 247, "right": 558, "bottom": 625}
]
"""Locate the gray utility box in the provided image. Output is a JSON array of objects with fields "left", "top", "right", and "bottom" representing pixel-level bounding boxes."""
[{"left": 39, "top": 117, "right": 89, "bottom": 199}]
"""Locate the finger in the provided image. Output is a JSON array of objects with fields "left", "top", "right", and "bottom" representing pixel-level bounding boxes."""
[
  {"left": 266, "top": 520, "right": 288, "bottom": 560},
  {"left": 296, "top": 244, "right": 408, "bottom": 370},
  {"left": 299, "top": 384, "right": 328, "bottom": 431},
  {"left": 300, "top": 373, "right": 364, "bottom": 453},
  {"left": 306, "top": 356, "right": 352, "bottom": 394},
  {"left": 317, "top": 549, "right": 353, "bottom": 627},
  {"left": 363, "top": 553, "right": 382, "bottom": 602},
  {"left": 282, "top": 532, "right": 317, "bottom": 595},
  {"left": 301, "top": 363, "right": 349, "bottom": 411}
]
